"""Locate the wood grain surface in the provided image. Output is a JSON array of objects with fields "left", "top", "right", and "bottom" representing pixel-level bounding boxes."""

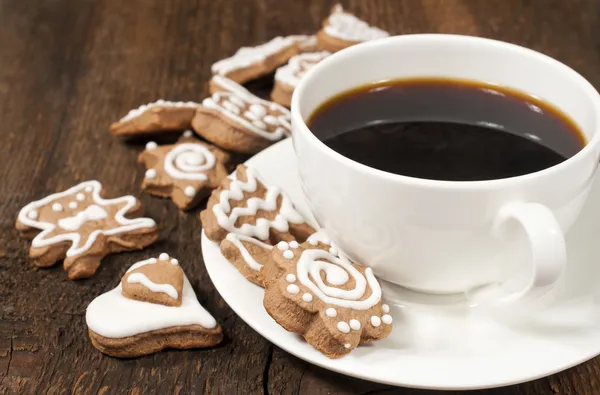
[{"left": 1, "top": 0, "right": 599, "bottom": 393}]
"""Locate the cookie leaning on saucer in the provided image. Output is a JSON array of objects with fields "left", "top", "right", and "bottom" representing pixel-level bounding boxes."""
[
  {"left": 263, "top": 231, "right": 392, "bottom": 358},
  {"left": 220, "top": 233, "right": 273, "bottom": 287},
  {"left": 86, "top": 253, "right": 223, "bottom": 358}
]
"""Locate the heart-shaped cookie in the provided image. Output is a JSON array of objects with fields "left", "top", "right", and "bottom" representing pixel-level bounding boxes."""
[
  {"left": 122, "top": 252, "right": 184, "bottom": 306},
  {"left": 86, "top": 253, "right": 223, "bottom": 358}
]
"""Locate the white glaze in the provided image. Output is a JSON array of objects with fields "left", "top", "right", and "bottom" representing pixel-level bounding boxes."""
[
  {"left": 324, "top": 5, "right": 389, "bottom": 42},
  {"left": 164, "top": 143, "right": 216, "bottom": 181},
  {"left": 275, "top": 52, "right": 330, "bottom": 87},
  {"left": 212, "top": 167, "right": 306, "bottom": 241},
  {"left": 57, "top": 204, "right": 108, "bottom": 231},
  {"left": 127, "top": 272, "right": 179, "bottom": 300},
  {"left": 86, "top": 258, "right": 217, "bottom": 338},
  {"left": 302, "top": 293, "right": 313, "bottom": 302},
  {"left": 184, "top": 186, "right": 196, "bottom": 197},
  {"left": 52, "top": 203, "right": 63, "bottom": 212},
  {"left": 17, "top": 181, "right": 156, "bottom": 257},
  {"left": 289, "top": 241, "right": 299, "bottom": 249},
  {"left": 337, "top": 321, "right": 350, "bottom": 333},
  {"left": 382, "top": 314, "right": 393, "bottom": 324},
  {"left": 287, "top": 284, "right": 300, "bottom": 294},
  {"left": 146, "top": 141, "right": 158, "bottom": 150},
  {"left": 370, "top": 316, "right": 381, "bottom": 327},
  {"left": 159, "top": 253, "right": 169, "bottom": 261},
  {"left": 145, "top": 169, "right": 157, "bottom": 179},
  {"left": 203, "top": 76, "right": 291, "bottom": 141},
  {"left": 225, "top": 233, "right": 273, "bottom": 271},
  {"left": 277, "top": 241, "right": 289, "bottom": 251},
  {"left": 283, "top": 250, "right": 294, "bottom": 259},
  {"left": 119, "top": 100, "right": 199, "bottom": 122},
  {"left": 349, "top": 319, "right": 361, "bottom": 330},
  {"left": 286, "top": 273, "right": 297, "bottom": 282},
  {"left": 382, "top": 304, "right": 390, "bottom": 313},
  {"left": 211, "top": 35, "right": 309, "bottom": 76},
  {"left": 325, "top": 307, "right": 337, "bottom": 317},
  {"left": 69, "top": 202, "right": 78, "bottom": 209}
]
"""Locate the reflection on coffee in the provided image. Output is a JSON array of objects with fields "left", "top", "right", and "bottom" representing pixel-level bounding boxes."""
[{"left": 307, "top": 78, "right": 585, "bottom": 181}]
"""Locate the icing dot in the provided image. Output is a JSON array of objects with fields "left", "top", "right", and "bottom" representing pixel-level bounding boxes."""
[
  {"left": 171, "top": 258, "right": 179, "bottom": 265},
  {"left": 302, "top": 293, "right": 313, "bottom": 302},
  {"left": 382, "top": 304, "right": 390, "bottom": 313},
  {"left": 249, "top": 104, "right": 267, "bottom": 117},
  {"left": 337, "top": 321, "right": 350, "bottom": 334},
  {"left": 252, "top": 120, "right": 267, "bottom": 129},
  {"left": 146, "top": 141, "right": 158, "bottom": 150},
  {"left": 145, "top": 169, "right": 157, "bottom": 179},
  {"left": 183, "top": 130, "right": 193, "bottom": 137},
  {"left": 283, "top": 250, "right": 294, "bottom": 260},
  {"left": 344, "top": 343, "right": 351, "bottom": 349},
  {"left": 326, "top": 308, "right": 337, "bottom": 317},
  {"left": 184, "top": 185, "right": 196, "bottom": 197},
  {"left": 68, "top": 202, "right": 78, "bottom": 209},
  {"left": 84, "top": 186, "right": 93, "bottom": 192},
  {"left": 76, "top": 193, "right": 85, "bottom": 201},
  {"left": 289, "top": 241, "right": 299, "bottom": 249},
  {"left": 264, "top": 115, "right": 278, "bottom": 125},
  {"left": 286, "top": 274, "right": 296, "bottom": 282},
  {"left": 51, "top": 203, "right": 63, "bottom": 212},
  {"left": 277, "top": 241, "right": 289, "bottom": 251},
  {"left": 287, "top": 284, "right": 299, "bottom": 294},
  {"left": 308, "top": 237, "right": 318, "bottom": 246},
  {"left": 27, "top": 210, "right": 38, "bottom": 219},
  {"left": 382, "top": 314, "right": 393, "bottom": 324},
  {"left": 148, "top": 258, "right": 158, "bottom": 264},
  {"left": 349, "top": 319, "right": 361, "bottom": 330},
  {"left": 370, "top": 316, "right": 381, "bottom": 327},
  {"left": 159, "top": 253, "right": 169, "bottom": 261}
]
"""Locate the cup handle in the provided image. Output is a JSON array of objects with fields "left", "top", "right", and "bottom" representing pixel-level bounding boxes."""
[{"left": 485, "top": 202, "right": 566, "bottom": 304}]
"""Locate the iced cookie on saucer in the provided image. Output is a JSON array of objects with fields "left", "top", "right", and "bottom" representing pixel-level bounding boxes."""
[
  {"left": 263, "top": 231, "right": 392, "bottom": 358},
  {"left": 194, "top": 76, "right": 291, "bottom": 154},
  {"left": 110, "top": 100, "right": 200, "bottom": 138},
  {"left": 201, "top": 164, "right": 315, "bottom": 244},
  {"left": 317, "top": 4, "right": 389, "bottom": 53},
  {"left": 220, "top": 233, "right": 274, "bottom": 287},
  {"left": 86, "top": 253, "right": 223, "bottom": 358},
  {"left": 15, "top": 181, "right": 158, "bottom": 279},
  {"left": 138, "top": 131, "right": 231, "bottom": 210},
  {"left": 211, "top": 35, "right": 313, "bottom": 85},
  {"left": 271, "top": 51, "right": 331, "bottom": 108}
]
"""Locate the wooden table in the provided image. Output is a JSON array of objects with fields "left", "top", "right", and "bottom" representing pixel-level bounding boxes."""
[{"left": 1, "top": 0, "right": 599, "bottom": 393}]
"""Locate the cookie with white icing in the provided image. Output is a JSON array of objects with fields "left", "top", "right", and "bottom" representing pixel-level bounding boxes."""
[
  {"left": 193, "top": 76, "right": 291, "bottom": 154},
  {"left": 211, "top": 35, "right": 313, "bottom": 84},
  {"left": 16, "top": 181, "right": 158, "bottom": 279},
  {"left": 220, "top": 233, "right": 273, "bottom": 287},
  {"left": 86, "top": 253, "right": 223, "bottom": 358},
  {"left": 201, "top": 164, "right": 315, "bottom": 244},
  {"left": 110, "top": 100, "right": 200, "bottom": 137},
  {"left": 263, "top": 231, "right": 392, "bottom": 358},
  {"left": 317, "top": 4, "right": 389, "bottom": 53},
  {"left": 138, "top": 132, "right": 231, "bottom": 210},
  {"left": 271, "top": 51, "right": 331, "bottom": 107}
]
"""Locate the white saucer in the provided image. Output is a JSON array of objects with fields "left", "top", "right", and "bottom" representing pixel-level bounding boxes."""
[{"left": 202, "top": 138, "right": 600, "bottom": 390}]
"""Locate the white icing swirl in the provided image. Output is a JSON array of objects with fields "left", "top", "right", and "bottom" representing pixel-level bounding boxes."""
[{"left": 164, "top": 143, "right": 216, "bottom": 181}]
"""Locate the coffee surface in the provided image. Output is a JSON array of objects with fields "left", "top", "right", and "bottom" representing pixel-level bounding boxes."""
[{"left": 307, "top": 78, "right": 585, "bottom": 181}]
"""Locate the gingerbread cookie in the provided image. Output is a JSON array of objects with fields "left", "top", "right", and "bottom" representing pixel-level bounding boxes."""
[
  {"left": 220, "top": 233, "right": 273, "bottom": 287},
  {"left": 138, "top": 131, "right": 231, "bottom": 210},
  {"left": 86, "top": 253, "right": 223, "bottom": 357},
  {"left": 110, "top": 100, "right": 200, "bottom": 137},
  {"left": 193, "top": 76, "right": 291, "bottom": 154},
  {"left": 271, "top": 51, "right": 331, "bottom": 107},
  {"left": 317, "top": 4, "right": 389, "bottom": 53},
  {"left": 211, "top": 35, "right": 313, "bottom": 84},
  {"left": 201, "top": 164, "right": 315, "bottom": 244},
  {"left": 263, "top": 231, "right": 392, "bottom": 358},
  {"left": 16, "top": 181, "right": 158, "bottom": 279}
]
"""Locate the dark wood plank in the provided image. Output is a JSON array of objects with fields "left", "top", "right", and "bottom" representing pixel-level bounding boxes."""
[{"left": 0, "top": 0, "right": 599, "bottom": 394}]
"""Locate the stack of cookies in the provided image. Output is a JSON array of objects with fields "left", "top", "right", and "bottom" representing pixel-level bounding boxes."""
[{"left": 15, "top": 4, "right": 390, "bottom": 359}]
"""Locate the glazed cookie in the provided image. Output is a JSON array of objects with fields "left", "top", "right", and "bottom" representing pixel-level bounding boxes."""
[
  {"left": 110, "top": 100, "right": 200, "bottom": 137},
  {"left": 16, "top": 181, "right": 158, "bottom": 279},
  {"left": 317, "top": 4, "right": 389, "bottom": 53},
  {"left": 211, "top": 35, "right": 312, "bottom": 84},
  {"left": 220, "top": 233, "right": 273, "bottom": 287},
  {"left": 193, "top": 76, "right": 291, "bottom": 154},
  {"left": 201, "top": 164, "right": 315, "bottom": 244},
  {"left": 263, "top": 231, "right": 392, "bottom": 358},
  {"left": 86, "top": 253, "right": 223, "bottom": 358},
  {"left": 138, "top": 131, "right": 231, "bottom": 210},
  {"left": 271, "top": 51, "right": 331, "bottom": 107}
]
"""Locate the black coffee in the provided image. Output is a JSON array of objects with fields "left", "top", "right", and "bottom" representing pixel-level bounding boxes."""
[{"left": 307, "top": 78, "right": 585, "bottom": 181}]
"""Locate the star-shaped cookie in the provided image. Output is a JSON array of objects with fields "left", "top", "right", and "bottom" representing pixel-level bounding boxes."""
[
  {"left": 16, "top": 180, "right": 158, "bottom": 279},
  {"left": 138, "top": 131, "right": 231, "bottom": 210}
]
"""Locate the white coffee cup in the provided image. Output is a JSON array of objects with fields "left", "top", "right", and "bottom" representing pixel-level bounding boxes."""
[{"left": 291, "top": 34, "right": 600, "bottom": 303}]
